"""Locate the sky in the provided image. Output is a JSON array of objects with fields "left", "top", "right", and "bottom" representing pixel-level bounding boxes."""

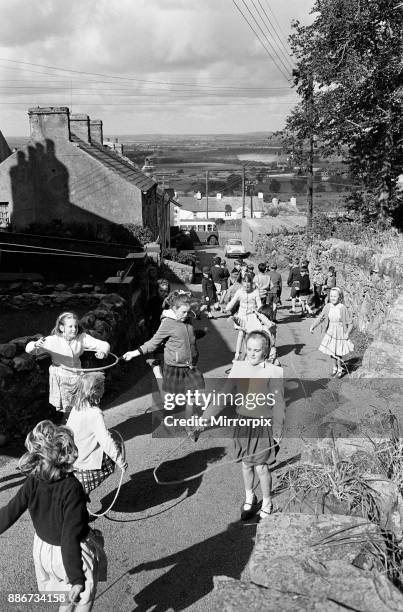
[{"left": 0, "top": 0, "right": 315, "bottom": 136}]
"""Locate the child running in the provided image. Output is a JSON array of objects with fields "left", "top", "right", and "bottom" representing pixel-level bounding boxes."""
[
  {"left": 254, "top": 262, "right": 271, "bottom": 305},
  {"left": 225, "top": 274, "right": 262, "bottom": 361},
  {"left": 0, "top": 421, "right": 102, "bottom": 611},
  {"left": 267, "top": 262, "right": 282, "bottom": 319},
  {"left": 25, "top": 312, "right": 110, "bottom": 418},
  {"left": 310, "top": 286, "right": 354, "bottom": 378},
  {"left": 67, "top": 373, "right": 127, "bottom": 497},
  {"left": 200, "top": 331, "right": 285, "bottom": 520},
  {"left": 122, "top": 291, "right": 205, "bottom": 430}
]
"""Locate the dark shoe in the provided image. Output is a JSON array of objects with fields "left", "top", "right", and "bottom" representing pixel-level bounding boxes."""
[
  {"left": 241, "top": 495, "right": 258, "bottom": 520},
  {"left": 257, "top": 501, "right": 274, "bottom": 522}
]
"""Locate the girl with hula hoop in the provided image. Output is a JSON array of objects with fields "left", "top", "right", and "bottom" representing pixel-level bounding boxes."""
[
  {"left": 67, "top": 372, "right": 127, "bottom": 499},
  {"left": 26, "top": 312, "right": 110, "bottom": 420}
]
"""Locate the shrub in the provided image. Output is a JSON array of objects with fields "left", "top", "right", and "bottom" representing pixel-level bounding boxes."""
[{"left": 162, "top": 249, "right": 196, "bottom": 266}]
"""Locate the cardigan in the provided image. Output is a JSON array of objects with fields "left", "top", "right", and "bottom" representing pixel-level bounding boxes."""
[
  {"left": 66, "top": 407, "right": 126, "bottom": 470},
  {"left": 26, "top": 333, "right": 110, "bottom": 368},
  {"left": 314, "top": 302, "right": 352, "bottom": 333},
  {"left": 0, "top": 474, "right": 89, "bottom": 586}
]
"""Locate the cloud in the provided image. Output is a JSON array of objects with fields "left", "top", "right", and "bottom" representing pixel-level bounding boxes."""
[{"left": 0, "top": 0, "right": 313, "bottom": 134}]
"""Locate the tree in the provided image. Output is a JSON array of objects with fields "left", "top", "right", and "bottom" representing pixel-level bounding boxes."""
[{"left": 286, "top": 0, "right": 403, "bottom": 225}]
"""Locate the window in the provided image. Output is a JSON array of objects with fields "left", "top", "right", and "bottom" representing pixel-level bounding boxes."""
[
  {"left": 197, "top": 225, "right": 206, "bottom": 232},
  {"left": 207, "top": 224, "right": 213, "bottom": 232},
  {"left": 0, "top": 202, "right": 9, "bottom": 226}
]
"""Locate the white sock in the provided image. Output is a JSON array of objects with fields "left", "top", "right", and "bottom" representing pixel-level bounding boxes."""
[
  {"left": 261, "top": 497, "right": 272, "bottom": 511},
  {"left": 245, "top": 489, "right": 254, "bottom": 505}
]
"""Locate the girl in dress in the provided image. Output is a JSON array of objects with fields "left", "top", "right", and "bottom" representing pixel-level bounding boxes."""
[
  {"left": 200, "top": 332, "right": 285, "bottom": 520},
  {"left": 25, "top": 312, "right": 110, "bottom": 417},
  {"left": 67, "top": 373, "right": 127, "bottom": 497},
  {"left": 201, "top": 266, "right": 217, "bottom": 319},
  {"left": 0, "top": 421, "right": 102, "bottom": 611},
  {"left": 225, "top": 274, "right": 262, "bottom": 361},
  {"left": 310, "top": 287, "right": 354, "bottom": 378}
]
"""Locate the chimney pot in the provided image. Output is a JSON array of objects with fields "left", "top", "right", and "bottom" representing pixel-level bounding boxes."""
[
  {"left": 70, "top": 113, "right": 90, "bottom": 143},
  {"left": 90, "top": 119, "right": 103, "bottom": 144},
  {"left": 28, "top": 106, "right": 70, "bottom": 141}
]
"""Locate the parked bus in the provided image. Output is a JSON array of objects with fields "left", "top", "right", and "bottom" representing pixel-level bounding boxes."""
[{"left": 171, "top": 220, "right": 219, "bottom": 246}]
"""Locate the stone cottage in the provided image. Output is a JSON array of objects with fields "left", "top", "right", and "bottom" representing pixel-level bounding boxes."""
[{"left": 0, "top": 107, "right": 170, "bottom": 244}]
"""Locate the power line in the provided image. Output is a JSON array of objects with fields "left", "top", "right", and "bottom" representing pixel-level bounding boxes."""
[
  {"left": 237, "top": 0, "right": 291, "bottom": 79},
  {"left": 256, "top": 0, "right": 294, "bottom": 68},
  {"left": 0, "top": 56, "right": 291, "bottom": 90},
  {"left": 231, "top": 0, "right": 291, "bottom": 83},
  {"left": 250, "top": 0, "right": 294, "bottom": 72},
  {"left": 264, "top": 0, "right": 294, "bottom": 55}
]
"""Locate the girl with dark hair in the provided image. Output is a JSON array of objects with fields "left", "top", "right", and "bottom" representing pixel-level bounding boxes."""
[{"left": 225, "top": 274, "right": 262, "bottom": 361}]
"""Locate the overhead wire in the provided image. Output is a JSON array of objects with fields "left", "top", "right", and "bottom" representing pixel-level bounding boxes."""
[
  {"left": 264, "top": 0, "right": 294, "bottom": 55},
  {"left": 256, "top": 0, "right": 295, "bottom": 69},
  {"left": 231, "top": 0, "right": 291, "bottom": 83},
  {"left": 250, "top": 0, "right": 294, "bottom": 73},
  {"left": 237, "top": 0, "right": 292, "bottom": 78}
]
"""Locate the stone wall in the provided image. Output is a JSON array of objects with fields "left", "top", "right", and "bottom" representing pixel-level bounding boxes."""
[
  {"left": 0, "top": 292, "right": 143, "bottom": 443},
  {"left": 161, "top": 259, "right": 194, "bottom": 284},
  {"left": 0, "top": 281, "right": 107, "bottom": 311}
]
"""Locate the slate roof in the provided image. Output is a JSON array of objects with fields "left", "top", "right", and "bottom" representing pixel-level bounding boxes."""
[
  {"left": 0, "top": 130, "right": 11, "bottom": 163},
  {"left": 177, "top": 195, "right": 266, "bottom": 213},
  {"left": 70, "top": 133, "right": 156, "bottom": 192}
]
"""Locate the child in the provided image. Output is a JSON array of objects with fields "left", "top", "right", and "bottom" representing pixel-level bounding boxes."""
[
  {"left": 200, "top": 332, "right": 285, "bottom": 520},
  {"left": 311, "top": 264, "right": 325, "bottom": 311},
  {"left": 0, "top": 421, "right": 101, "bottom": 611},
  {"left": 26, "top": 312, "right": 110, "bottom": 416},
  {"left": 67, "top": 373, "right": 127, "bottom": 496},
  {"left": 267, "top": 262, "right": 282, "bottom": 318},
  {"left": 146, "top": 279, "right": 170, "bottom": 336},
  {"left": 123, "top": 291, "right": 205, "bottom": 429},
  {"left": 254, "top": 262, "right": 271, "bottom": 305},
  {"left": 200, "top": 266, "right": 217, "bottom": 319},
  {"left": 210, "top": 257, "right": 223, "bottom": 304},
  {"left": 287, "top": 258, "right": 301, "bottom": 312},
  {"left": 225, "top": 274, "right": 262, "bottom": 361},
  {"left": 323, "top": 266, "right": 337, "bottom": 303},
  {"left": 223, "top": 270, "right": 242, "bottom": 311},
  {"left": 310, "top": 286, "right": 354, "bottom": 378},
  {"left": 298, "top": 266, "right": 313, "bottom": 317},
  {"left": 219, "top": 260, "right": 230, "bottom": 304},
  {"left": 253, "top": 304, "right": 280, "bottom": 366},
  {"left": 230, "top": 260, "right": 242, "bottom": 284}
]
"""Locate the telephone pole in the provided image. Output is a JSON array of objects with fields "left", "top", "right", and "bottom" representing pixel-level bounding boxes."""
[
  {"left": 205, "top": 170, "right": 209, "bottom": 219},
  {"left": 306, "top": 75, "right": 314, "bottom": 244},
  {"left": 242, "top": 167, "right": 246, "bottom": 218}
]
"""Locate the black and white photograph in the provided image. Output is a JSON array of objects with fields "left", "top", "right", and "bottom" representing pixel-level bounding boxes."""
[{"left": 0, "top": 0, "right": 402, "bottom": 610}]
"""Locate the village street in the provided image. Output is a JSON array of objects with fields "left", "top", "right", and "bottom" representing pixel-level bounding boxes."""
[{"left": 0, "top": 251, "right": 338, "bottom": 612}]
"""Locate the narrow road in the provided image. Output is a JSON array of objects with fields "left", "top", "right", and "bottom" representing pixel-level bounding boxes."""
[{"left": 0, "top": 258, "right": 332, "bottom": 612}]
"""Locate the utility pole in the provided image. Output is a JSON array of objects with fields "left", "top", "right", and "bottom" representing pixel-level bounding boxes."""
[
  {"left": 250, "top": 183, "right": 254, "bottom": 218},
  {"left": 205, "top": 170, "right": 209, "bottom": 219},
  {"left": 306, "top": 75, "right": 314, "bottom": 245},
  {"left": 242, "top": 166, "right": 246, "bottom": 218}
]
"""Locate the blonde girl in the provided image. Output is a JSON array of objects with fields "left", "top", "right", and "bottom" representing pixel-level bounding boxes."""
[
  {"left": 67, "top": 372, "right": 127, "bottom": 496},
  {"left": 225, "top": 274, "right": 262, "bottom": 361},
  {"left": 310, "top": 286, "right": 354, "bottom": 378},
  {"left": 200, "top": 332, "right": 285, "bottom": 520},
  {"left": 26, "top": 312, "right": 110, "bottom": 415},
  {"left": 0, "top": 421, "right": 102, "bottom": 611}
]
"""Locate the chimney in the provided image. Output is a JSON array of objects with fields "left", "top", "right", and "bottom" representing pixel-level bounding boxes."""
[
  {"left": 69, "top": 113, "right": 90, "bottom": 142},
  {"left": 28, "top": 106, "right": 70, "bottom": 141},
  {"left": 90, "top": 119, "right": 103, "bottom": 144}
]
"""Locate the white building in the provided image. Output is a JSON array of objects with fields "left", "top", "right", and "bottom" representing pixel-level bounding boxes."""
[{"left": 174, "top": 195, "right": 266, "bottom": 223}]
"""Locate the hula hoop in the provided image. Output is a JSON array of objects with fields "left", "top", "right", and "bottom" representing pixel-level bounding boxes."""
[
  {"left": 88, "top": 429, "right": 126, "bottom": 517},
  {"left": 59, "top": 351, "right": 120, "bottom": 373}
]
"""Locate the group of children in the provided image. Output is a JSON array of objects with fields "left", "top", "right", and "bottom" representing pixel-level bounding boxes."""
[
  {"left": 0, "top": 253, "right": 354, "bottom": 608},
  {"left": 287, "top": 257, "right": 337, "bottom": 317}
]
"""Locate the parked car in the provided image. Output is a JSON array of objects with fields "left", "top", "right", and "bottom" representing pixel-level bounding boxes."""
[{"left": 224, "top": 238, "right": 247, "bottom": 258}]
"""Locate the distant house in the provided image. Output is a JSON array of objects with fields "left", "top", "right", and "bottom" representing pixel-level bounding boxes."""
[
  {"left": 0, "top": 107, "right": 170, "bottom": 245},
  {"left": 242, "top": 216, "right": 306, "bottom": 254},
  {"left": 176, "top": 195, "right": 265, "bottom": 222},
  {"left": 0, "top": 130, "right": 12, "bottom": 227}
]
